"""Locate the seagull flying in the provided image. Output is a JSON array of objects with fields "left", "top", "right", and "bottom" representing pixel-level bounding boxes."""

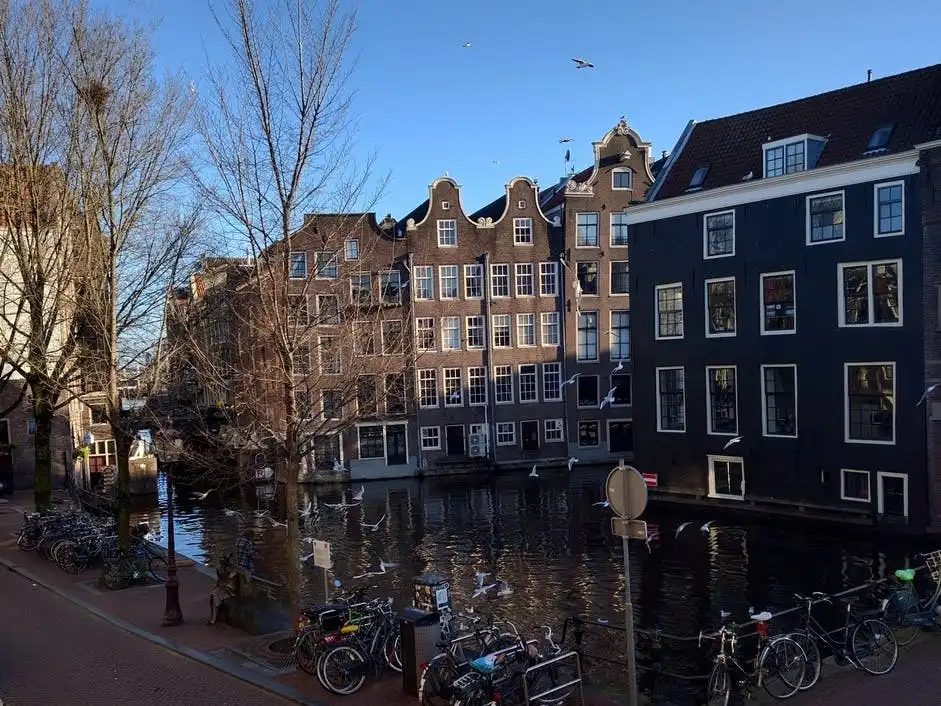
[
  {"left": 473, "top": 582, "right": 497, "bottom": 598},
  {"left": 361, "top": 514, "right": 386, "bottom": 532},
  {"left": 722, "top": 435, "right": 743, "bottom": 450},
  {"left": 675, "top": 522, "right": 692, "bottom": 538},
  {"left": 600, "top": 387, "right": 617, "bottom": 409},
  {"left": 332, "top": 459, "right": 344, "bottom": 472},
  {"left": 496, "top": 580, "right": 514, "bottom": 597},
  {"left": 701, "top": 520, "right": 715, "bottom": 534},
  {"left": 593, "top": 500, "right": 610, "bottom": 508},
  {"left": 559, "top": 373, "right": 580, "bottom": 390},
  {"left": 191, "top": 489, "right": 215, "bottom": 501},
  {"left": 529, "top": 465, "right": 539, "bottom": 478},
  {"left": 462, "top": 42, "right": 471, "bottom": 48},
  {"left": 268, "top": 516, "right": 288, "bottom": 529},
  {"left": 299, "top": 499, "right": 314, "bottom": 517},
  {"left": 351, "top": 485, "right": 365, "bottom": 502},
  {"left": 567, "top": 457, "right": 579, "bottom": 471},
  {"left": 645, "top": 532, "right": 660, "bottom": 554},
  {"left": 223, "top": 508, "right": 243, "bottom": 519},
  {"left": 491, "top": 160, "right": 500, "bottom": 166},
  {"left": 449, "top": 389, "right": 461, "bottom": 402},
  {"left": 572, "top": 58, "right": 594, "bottom": 69},
  {"left": 379, "top": 559, "right": 399, "bottom": 573},
  {"left": 612, "top": 361, "right": 624, "bottom": 373},
  {"left": 300, "top": 552, "right": 314, "bottom": 563},
  {"left": 559, "top": 137, "right": 573, "bottom": 143},
  {"left": 917, "top": 383, "right": 941, "bottom": 406},
  {"left": 475, "top": 571, "right": 492, "bottom": 588}
]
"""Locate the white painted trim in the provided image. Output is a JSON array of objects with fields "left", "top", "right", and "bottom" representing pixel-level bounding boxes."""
[
  {"left": 647, "top": 120, "right": 696, "bottom": 203},
  {"left": 606, "top": 418, "right": 633, "bottom": 454},
  {"left": 495, "top": 421, "right": 516, "bottom": 446},
  {"left": 836, "top": 258, "right": 903, "bottom": 328},
  {"left": 704, "top": 276, "right": 737, "bottom": 338},
  {"left": 440, "top": 201, "right": 450, "bottom": 211},
  {"left": 541, "top": 362, "right": 563, "bottom": 402},
  {"left": 288, "top": 251, "right": 308, "bottom": 279},
  {"left": 759, "top": 270, "right": 797, "bottom": 336},
  {"left": 355, "top": 420, "right": 410, "bottom": 465},
  {"left": 655, "top": 366, "right": 686, "bottom": 433},
  {"left": 840, "top": 469, "right": 871, "bottom": 503},
  {"left": 343, "top": 238, "right": 359, "bottom": 261},
  {"left": 416, "top": 369, "right": 439, "bottom": 409},
  {"left": 805, "top": 190, "right": 846, "bottom": 246},
  {"left": 759, "top": 364, "right": 798, "bottom": 439},
  {"left": 708, "top": 455, "right": 745, "bottom": 500},
  {"left": 702, "top": 209, "right": 736, "bottom": 260},
  {"left": 582, "top": 121, "right": 655, "bottom": 190},
  {"left": 543, "top": 418, "right": 565, "bottom": 443},
  {"left": 442, "top": 367, "right": 463, "bottom": 407},
  {"left": 437, "top": 264, "right": 460, "bottom": 300},
  {"left": 609, "top": 211, "right": 629, "bottom": 248},
  {"left": 489, "top": 263, "right": 510, "bottom": 298},
  {"left": 491, "top": 313, "right": 511, "bottom": 349},
  {"left": 608, "top": 309, "right": 631, "bottom": 362},
  {"left": 463, "top": 263, "right": 484, "bottom": 299},
  {"left": 408, "top": 177, "right": 479, "bottom": 231},
  {"left": 576, "top": 419, "right": 601, "bottom": 449},
  {"left": 873, "top": 180, "right": 905, "bottom": 238},
  {"left": 440, "top": 315, "right": 461, "bottom": 351},
  {"left": 516, "top": 313, "right": 537, "bottom": 348},
  {"left": 762, "top": 133, "right": 827, "bottom": 152},
  {"left": 628, "top": 150, "right": 919, "bottom": 224},
  {"left": 877, "top": 471, "right": 909, "bottom": 518},
  {"left": 412, "top": 265, "right": 434, "bottom": 301},
  {"left": 538, "top": 261, "right": 560, "bottom": 297},
  {"left": 575, "top": 310, "right": 600, "bottom": 362},
  {"left": 512, "top": 217, "right": 535, "bottom": 246},
  {"left": 611, "top": 168, "right": 633, "bottom": 191},
  {"left": 843, "top": 361, "right": 896, "bottom": 446},
  {"left": 465, "top": 315, "right": 485, "bottom": 350},
  {"left": 466, "top": 366, "right": 488, "bottom": 406},
  {"left": 705, "top": 365, "right": 739, "bottom": 437},
  {"left": 608, "top": 369, "right": 631, "bottom": 407},
  {"left": 574, "top": 211, "right": 601, "bottom": 249},
  {"left": 435, "top": 218, "right": 459, "bottom": 247},
  {"left": 486, "top": 177, "right": 554, "bottom": 228},
  {"left": 609, "top": 260, "right": 630, "bottom": 296},
  {"left": 419, "top": 425, "right": 442, "bottom": 451},
  {"left": 914, "top": 138, "right": 941, "bottom": 151},
  {"left": 493, "top": 364, "right": 515, "bottom": 405},
  {"left": 654, "top": 282, "right": 684, "bottom": 341},
  {"left": 575, "top": 373, "right": 599, "bottom": 409},
  {"left": 514, "top": 262, "right": 536, "bottom": 297},
  {"left": 540, "top": 311, "right": 561, "bottom": 347},
  {"left": 415, "top": 317, "right": 436, "bottom": 352}
]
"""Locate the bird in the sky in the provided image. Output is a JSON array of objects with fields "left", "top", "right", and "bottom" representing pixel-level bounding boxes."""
[
  {"left": 723, "top": 436, "right": 743, "bottom": 450},
  {"left": 462, "top": 42, "right": 471, "bottom": 48},
  {"left": 917, "top": 383, "right": 941, "bottom": 406},
  {"left": 192, "top": 489, "right": 215, "bottom": 501},
  {"left": 572, "top": 58, "right": 594, "bottom": 69},
  {"left": 600, "top": 387, "right": 618, "bottom": 409},
  {"left": 529, "top": 465, "right": 539, "bottom": 478},
  {"left": 559, "top": 137, "right": 573, "bottom": 143},
  {"left": 567, "top": 457, "right": 579, "bottom": 471},
  {"left": 491, "top": 160, "right": 500, "bottom": 166},
  {"left": 560, "top": 373, "right": 580, "bottom": 390}
]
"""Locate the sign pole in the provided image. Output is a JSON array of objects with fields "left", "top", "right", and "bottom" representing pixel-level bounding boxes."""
[
  {"left": 323, "top": 566, "right": 329, "bottom": 603},
  {"left": 621, "top": 524, "right": 639, "bottom": 706}
]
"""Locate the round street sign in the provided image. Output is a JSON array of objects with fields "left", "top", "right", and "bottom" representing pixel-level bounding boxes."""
[{"left": 606, "top": 465, "right": 648, "bottom": 519}]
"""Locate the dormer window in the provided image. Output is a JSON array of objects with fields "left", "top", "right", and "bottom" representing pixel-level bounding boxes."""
[
  {"left": 687, "top": 166, "right": 709, "bottom": 191},
  {"left": 612, "top": 168, "right": 632, "bottom": 190},
  {"left": 865, "top": 124, "right": 894, "bottom": 154},
  {"left": 763, "top": 134, "right": 828, "bottom": 178}
]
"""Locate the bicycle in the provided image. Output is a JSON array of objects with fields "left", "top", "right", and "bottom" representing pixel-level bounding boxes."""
[
  {"left": 882, "top": 550, "right": 941, "bottom": 646},
  {"left": 788, "top": 591, "right": 898, "bottom": 691},
  {"left": 700, "top": 610, "right": 806, "bottom": 705}
]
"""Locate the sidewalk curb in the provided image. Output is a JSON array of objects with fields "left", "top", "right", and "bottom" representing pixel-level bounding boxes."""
[{"left": 0, "top": 554, "right": 325, "bottom": 706}]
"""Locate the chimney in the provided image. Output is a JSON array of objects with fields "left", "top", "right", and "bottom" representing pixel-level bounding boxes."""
[
  {"left": 867, "top": 69, "right": 872, "bottom": 83},
  {"left": 661, "top": 150, "right": 668, "bottom": 159}
]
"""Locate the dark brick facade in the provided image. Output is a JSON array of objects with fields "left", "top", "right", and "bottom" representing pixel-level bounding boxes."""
[{"left": 920, "top": 144, "right": 941, "bottom": 531}]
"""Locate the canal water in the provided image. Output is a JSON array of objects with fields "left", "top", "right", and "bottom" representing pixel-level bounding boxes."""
[{"left": 142, "top": 468, "right": 922, "bottom": 704}]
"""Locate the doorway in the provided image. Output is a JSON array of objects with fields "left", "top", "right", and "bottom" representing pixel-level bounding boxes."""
[
  {"left": 445, "top": 425, "right": 465, "bottom": 457},
  {"left": 385, "top": 424, "right": 408, "bottom": 465},
  {"left": 520, "top": 421, "right": 539, "bottom": 451},
  {"left": 877, "top": 472, "right": 908, "bottom": 518}
]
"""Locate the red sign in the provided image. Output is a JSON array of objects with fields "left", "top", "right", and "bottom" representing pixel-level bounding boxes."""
[{"left": 642, "top": 473, "right": 658, "bottom": 488}]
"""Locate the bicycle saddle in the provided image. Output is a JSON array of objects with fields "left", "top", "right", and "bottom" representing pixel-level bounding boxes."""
[
  {"left": 839, "top": 596, "right": 860, "bottom": 605},
  {"left": 894, "top": 568, "right": 916, "bottom": 583}
]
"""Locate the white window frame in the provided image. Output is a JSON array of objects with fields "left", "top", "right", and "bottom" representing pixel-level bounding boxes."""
[
  {"left": 513, "top": 217, "right": 534, "bottom": 246},
  {"left": 806, "top": 190, "right": 846, "bottom": 246},
  {"left": 575, "top": 212, "right": 599, "bottom": 248},
  {"left": 515, "top": 263, "right": 535, "bottom": 297},
  {"left": 542, "top": 362, "right": 562, "bottom": 401},
  {"left": 443, "top": 367, "right": 463, "bottom": 407},
  {"left": 762, "top": 134, "right": 822, "bottom": 178},
  {"left": 607, "top": 419, "right": 633, "bottom": 454},
  {"left": 704, "top": 276, "right": 737, "bottom": 339},
  {"left": 441, "top": 201, "right": 450, "bottom": 210},
  {"left": 415, "top": 317, "right": 435, "bottom": 352},
  {"left": 576, "top": 310, "right": 599, "bottom": 362},
  {"left": 759, "top": 270, "right": 797, "bottom": 336},
  {"left": 516, "top": 313, "right": 536, "bottom": 347},
  {"left": 844, "top": 361, "right": 896, "bottom": 446},
  {"left": 380, "top": 319, "right": 404, "bottom": 355},
  {"left": 438, "top": 265, "right": 459, "bottom": 300},
  {"left": 544, "top": 419, "right": 564, "bottom": 443},
  {"left": 463, "top": 264, "right": 484, "bottom": 299},
  {"left": 612, "top": 168, "right": 632, "bottom": 191},
  {"left": 466, "top": 315, "right": 485, "bottom": 350},
  {"left": 654, "top": 282, "right": 684, "bottom": 341},
  {"left": 702, "top": 209, "right": 735, "bottom": 260},
  {"left": 289, "top": 251, "right": 308, "bottom": 279},
  {"left": 609, "top": 372, "right": 631, "bottom": 407},
  {"left": 610, "top": 212, "right": 629, "bottom": 248},
  {"left": 577, "top": 420, "right": 600, "bottom": 448},
  {"left": 609, "top": 310, "right": 630, "bottom": 361},
  {"left": 837, "top": 259, "right": 903, "bottom": 328},
  {"left": 877, "top": 471, "right": 909, "bottom": 518},
  {"left": 496, "top": 422, "right": 516, "bottom": 446},
  {"left": 610, "top": 260, "right": 630, "bottom": 296},
  {"left": 440, "top": 316, "right": 461, "bottom": 351},
  {"left": 541, "top": 312, "right": 560, "bottom": 347},
  {"left": 518, "top": 364, "right": 538, "bottom": 404},
  {"left": 355, "top": 421, "right": 410, "bottom": 465},
  {"left": 490, "top": 263, "right": 509, "bottom": 298},
  {"left": 344, "top": 239, "right": 359, "bottom": 261},
  {"left": 655, "top": 366, "right": 686, "bottom": 433},
  {"left": 760, "top": 364, "right": 798, "bottom": 439},
  {"left": 873, "top": 180, "right": 905, "bottom": 238},
  {"left": 379, "top": 270, "right": 401, "bottom": 305},
  {"left": 413, "top": 265, "right": 434, "bottom": 300},
  {"left": 708, "top": 455, "right": 745, "bottom": 500},
  {"left": 417, "top": 369, "right": 438, "bottom": 409},
  {"left": 437, "top": 219, "right": 457, "bottom": 247},
  {"left": 420, "top": 426, "right": 441, "bottom": 451},
  {"left": 705, "top": 365, "right": 739, "bottom": 437},
  {"left": 313, "top": 251, "right": 339, "bottom": 279},
  {"left": 494, "top": 365, "right": 514, "bottom": 405},
  {"left": 539, "top": 262, "right": 559, "bottom": 297},
  {"left": 491, "top": 314, "right": 511, "bottom": 348},
  {"left": 467, "top": 367, "right": 487, "bottom": 406},
  {"left": 840, "top": 469, "right": 871, "bottom": 503}
]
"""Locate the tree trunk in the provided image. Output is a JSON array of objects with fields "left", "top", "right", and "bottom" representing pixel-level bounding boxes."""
[
  {"left": 32, "top": 395, "right": 54, "bottom": 512},
  {"left": 114, "top": 425, "right": 133, "bottom": 549},
  {"left": 284, "top": 451, "right": 301, "bottom": 618}
]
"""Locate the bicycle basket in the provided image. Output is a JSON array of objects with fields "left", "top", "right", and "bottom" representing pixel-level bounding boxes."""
[{"left": 452, "top": 672, "right": 482, "bottom": 696}]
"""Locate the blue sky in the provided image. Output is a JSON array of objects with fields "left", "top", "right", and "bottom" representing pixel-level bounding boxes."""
[{"left": 96, "top": 0, "right": 940, "bottom": 219}]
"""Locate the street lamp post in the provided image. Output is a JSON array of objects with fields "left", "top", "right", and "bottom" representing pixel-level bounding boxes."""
[{"left": 161, "top": 453, "right": 183, "bottom": 626}]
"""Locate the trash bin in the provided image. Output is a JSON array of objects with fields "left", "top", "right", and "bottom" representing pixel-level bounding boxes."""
[
  {"left": 399, "top": 607, "right": 441, "bottom": 696},
  {"left": 413, "top": 573, "right": 452, "bottom": 615}
]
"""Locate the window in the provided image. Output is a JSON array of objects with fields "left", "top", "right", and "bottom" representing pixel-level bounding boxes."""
[
  {"left": 421, "top": 426, "right": 441, "bottom": 450},
  {"left": 608, "top": 420, "right": 633, "bottom": 453},
  {"left": 544, "top": 419, "right": 564, "bottom": 443},
  {"left": 289, "top": 252, "right": 307, "bottom": 279},
  {"left": 317, "top": 294, "right": 340, "bottom": 325},
  {"left": 322, "top": 390, "right": 341, "bottom": 420},
  {"left": 612, "top": 169, "right": 632, "bottom": 190},
  {"left": 687, "top": 165, "right": 709, "bottom": 190},
  {"left": 610, "top": 212, "right": 629, "bottom": 247},
  {"left": 353, "top": 321, "right": 375, "bottom": 356},
  {"left": 656, "top": 367, "right": 685, "bottom": 432},
  {"left": 705, "top": 277, "right": 736, "bottom": 337},
  {"left": 381, "top": 320, "right": 404, "bottom": 354},
  {"left": 875, "top": 182, "right": 904, "bottom": 236},
  {"left": 877, "top": 472, "right": 908, "bottom": 518},
  {"left": 344, "top": 239, "right": 359, "bottom": 261},
  {"left": 437, "top": 219, "right": 457, "bottom": 246},
  {"left": 603, "top": 311, "right": 629, "bottom": 363},
  {"left": 441, "top": 316, "right": 461, "bottom": 350},
  {"left": 708, "top": 456, "right": 744, "bottom": 500},
  {"left": 492, "top": 314, "right": 511, "bottom": 348},
  {"left": 866, "top": 124, "right": 894, "bottom": 153},
  {"left": 466, "top": 316, "right": 485, "bottom": 349},
  {"left": 414, "top": 266, "right": 434, "bottom": 300},
  {"left": 514, "top": 218, "right": 533, "bottom": 245},
  {"left": 418, "top": 369, "right": 438, "bottom": 408},
  {"left": 577, "top": 262, "right": 598, "bottom": 295},
  {"left": 494, "top": 365, "right": 513, "bottom": 403},
  {"left": 610, "top": 261, "right": 629, "bottom": 295},
  {"left": 655, "top": 283, "right": 683, "bottom": 339},
  {"left": 379, "top": 270, "right": 402, "bottom": 305},
  {"left": 496, "top": 422, "right": 516, "bottom": 446},
  {"left": 760, "top": 271, "right": 796, "bottom": 334},
  {"left": 295, "top": 344, "right": 311, "bottom": 374},
  {"left": 765, "top": 141, "right": 805, "bottom": 179},
  {"left": 468, "top": 367, "right": 487, "bottom": 406},
  {"left": 807, "top": 191, "right": 845, "bottom": 244},
  {"left": 314, "top": 251, "right": 339, "bottom": 279},
  {"left": 761, "top": 364, "right": 797, "bottom": 438},
  {"left": 539, "top": 262, "right": 558, "bottom": 296},
  {"left": 838, "top": 260, "right": 901, "bottom": 327},
  {"left": 706, "top": 366, "right": 738, "bottom": 436},
  {"left": 704, "top": 210, "right": 735, "bottom": 258},
  {"left": 576, "top": 213, "right": 599, "bottom": 247},
  {"left": 357, "top": 425, "right": 385, "bottom": 459},
  {"left": 288, "top": 294, "right": 309, "bottom": 326},
  {"left": 542, "top": 363, "right": 562, "bottom": 401},
  {"left": 319, "top": 336, "right": 341, "bottom": 374},
  {"left": 577, "top": 311, "right": 598, "bottom": 361},
  {"left": 611, "top": 373, "right": 631, "bottom": 406},
  {"left": 519, "top": 364, "right": 538, "bottom": 403},
  {"left": 311, "top": 434, "right": 341, "bottom": 470},
  {"left": 541, "top": 312, "right": 560, "bottom": 346},
  {"left": 439, "top": 265, "right": 459, "bottom": 299},
  {"left": 416, "top": 317, "right": 435, "bottom": 351},
  {"left": 845, "top": 363, "right": 895, "bottom": 444},
  {"left": 385, "top": 373, "right": 406, "bottom": 414},
  {"left": 517, "top": 314, "right": 536, "bottom": 346},
  {"left": 515, "top": 263, "right": 535, "bottom": 296},
  {"left": 444, "top": 368, "right": 463, "bottom": 406},
  {"left": 577, "top": 375, "right": 599, "bottom": 408},
  {"left": 464, "top": 264, "right": 484, "bottom": 298},
  {"left": 578, "top": 421, "right": 600, "bottom": 448},
  {"left": 441, "top": 201, "right": 450, "bottom": 210},
  {"left": 350, "top": 273, "right": 373, "bottom": 305},
  {"left": 357, "top": 375, "right": 378, "bottom": 415},
  {"left": 841, "top": 469, "right": 870, "bottom": 502},
  {"left": 490, "top": 264, "right": 509, "bottom": 297}
]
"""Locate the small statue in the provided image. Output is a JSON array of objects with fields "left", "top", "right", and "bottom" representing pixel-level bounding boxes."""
[{"left": 208, "top": 553, "right": 238, "bottom": 625}]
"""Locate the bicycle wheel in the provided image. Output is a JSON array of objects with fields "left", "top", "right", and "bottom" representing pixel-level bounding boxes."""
[
  {"left": 103, "top": 562, "right": 131, "bottom": 590},
  {"left": 706, "top": 662, "right": 730, "bottom": 706},
  {"left": 418, "top": 656, "right": 460, "bottom": 706},
  {"left": 851, "top": 619, "right": 898, "bottom": 675},
  {"left": 787, "top": 631, "right": 822, "bottom": 691},
  {"left": 883, "top": 595, "right": 920, "bottom": 647},
  {"left": 319, "top": 644, "right": 367, "bottom": 695},
  {"left": 385, "top": 631, "right": 402, "bottom": 673},
  {"left": 758, "top": 635, "right": 805, "bottom": 699},
  {"left": 294, "top": 630, "right": 322, "bottom": 675},
  {"left": 149, "top": 556, "right": 168, "bottom": 583},
  {"left": 17, "top": 528, "right": 39, "bottom": 552}
]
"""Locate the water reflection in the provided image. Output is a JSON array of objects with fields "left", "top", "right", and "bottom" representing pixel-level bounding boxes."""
[{"left": 149, "top": 469, "right": 919, "bottom": 703}]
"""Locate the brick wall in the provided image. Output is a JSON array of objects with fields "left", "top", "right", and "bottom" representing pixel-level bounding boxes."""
[{"left": 920, "top": 144, "right": 941, "bottom": 531}]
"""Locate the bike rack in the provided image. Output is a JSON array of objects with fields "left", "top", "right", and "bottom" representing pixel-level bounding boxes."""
[{"left": 522, "top": 649, "right": 584, "bottom": 705}]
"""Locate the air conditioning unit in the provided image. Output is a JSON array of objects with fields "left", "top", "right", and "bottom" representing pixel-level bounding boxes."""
[{"left": 468, "top": 433, "right": 487, "bottom": 458}]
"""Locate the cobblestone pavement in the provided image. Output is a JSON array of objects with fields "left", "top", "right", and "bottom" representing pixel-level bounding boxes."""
[{"left": 0, "top": 568, "right": 292, "bottom": 705}]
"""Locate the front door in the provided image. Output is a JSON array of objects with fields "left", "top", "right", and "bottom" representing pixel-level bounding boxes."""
[
  {"left": 385, "top": 424, "right": 408, "bottom": 465},
  {"left": 878, "top": 472, "right": 908, "bottom": 518},
  {"left": 445, "top": 425, "right": 465, "bottom": 457},
  {"left": 520, "top": 421, "right": 539, "bottom": 451}
]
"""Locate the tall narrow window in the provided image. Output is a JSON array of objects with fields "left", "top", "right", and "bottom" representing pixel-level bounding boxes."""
[
  {"left": 577, "top": 375, "right": 599, "bottom": 408},
  {"left": 875, "top": 182, "right": 904, "bottom": 236},
  {"left": 492, "top": 314, "right": 511, "bottom": 348},
  {"left": 439, "top": 265, "right": 459, "bottom": 299},
  {"left": 760, "top": 271, "right": 796, "bottom": 334},
  {"left": 379, "top": 270, "right": 401, "bottom": 305},
  {"left": 655, "top": 283, "right": 683, "bottom": 339},
  {"left": 314, "top": 251, "right": 338, "bottom": 279},
  {"left": 541, "top": 312, "right": 560, "bottom": 346},
  {"left": 344, "top": 239, "right": 359, "bottom": 261},
  {"left": 385, "top": 373, "right": 406, "bottom": 414},
  {"left": 610, "top": 212, "right": 629, "bottom": 246},
  {"left": 761, "top": 365, "right": 797, "bottom": 437},
  {"left": 437, "top": 219, "right": 457, "bottom": 246},
  {"left": 464, "top": 264, "right": 483, "bottom": 298},
  {"left": 704, "top": 211, "right": 735, "bottom": 258},
  {"left": 381, "top": 320, "right": 403, "bottom": 354},
  {"left": 353, "top": 322, "right": 374, "bottom": 356},
  {"left": 656, "top": 367, "right": 685, "bottom": 432},
  {"left": 490, "top": 264, "right": 509, "bottom": 297},
  {"left": 542, "top": 363, "right": 561, "bottom": 401},
  {"left": 705, "top": 278, "right": 736, "bottom": 337},
  {"left": 706, "top": 366, "right": 738, "bottom": 436},
  {"left": 443, "top": 368, "right": 463, "bottom": 406},
  {"left": 516, "top": 314, "right": 536, "bottom": 346},
  {"left": 418, "top": 369, "right": 438, "bottom": 408},
  {"left": 610, "top": 311, "right": 630, "bottom": 361},
  {"left": 845, "top": 363, "right": 895, "bottom": 444},
  {"left": 415, "top": 317, "right": 435, "bottom": 351},
  {"left": 577, "top": 262, "right": 599, "bottom": 296},
  {"left": 494, "top": 365, "right": 513, "bottom": 403},
  {"left": 577, "top": 311, "right": 598, "bottom": 361},
  {"left": 357, "top": 375, "right": 378, "bottom": 415},
  {"left": 441, "top": 316, "right": 461, "bottom": 350},
  {"left": 350, "top": 273, "right": 373, "bottom": 305},
  {"left": 515, "top": 263, "right": 535, "bottom": 296},
  {"left": 319, "top": 336, "right": 341, "bottom": 375},
  {"left": 610, "top": 261, "right": 629, "bottom": 295},
  {"left": 807, "top": 192, "right": 845, "bottom": 244},
  {"left": 317, "top": 294, "right": 340, "bottom": 325},
  {"left": 466, "top": 316, "right": 485, "bottom": 349},
  {"left": 519, "top": 364, "right": 537, "bottom": 403},
  {"left": 539, "top": 262, "right": 558, "bottom": 296},
  {"left": 513, "top": 218, "right": 533, "bottom": 245},
  {"left": 289, "top": 252, "right": 307, "bottom": 279},
  {"left": 576, "top": 213, "right": 599, "bottom": 247},
  {"left": 414, "top": 265, "right": 434, "bottom": 300},
  {"left": 468, "top": 367, "right": 487, "bottom": 405}
]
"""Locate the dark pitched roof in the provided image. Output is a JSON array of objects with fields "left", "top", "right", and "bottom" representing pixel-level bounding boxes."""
[
  {"left": 654, "top": 64, "right": 941, "bottom": 201},
  {"left": 469, "top": 194, "right": 505, "bottom": 222},
  {"left": 397, "top": 199, "right": 429, "bottom": 229},
  {"left": 649, "top": 154, "right": 669, "bottom": 179},
  {"left": 540, "top": 166, "right": 592, "bottom": 211}
]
